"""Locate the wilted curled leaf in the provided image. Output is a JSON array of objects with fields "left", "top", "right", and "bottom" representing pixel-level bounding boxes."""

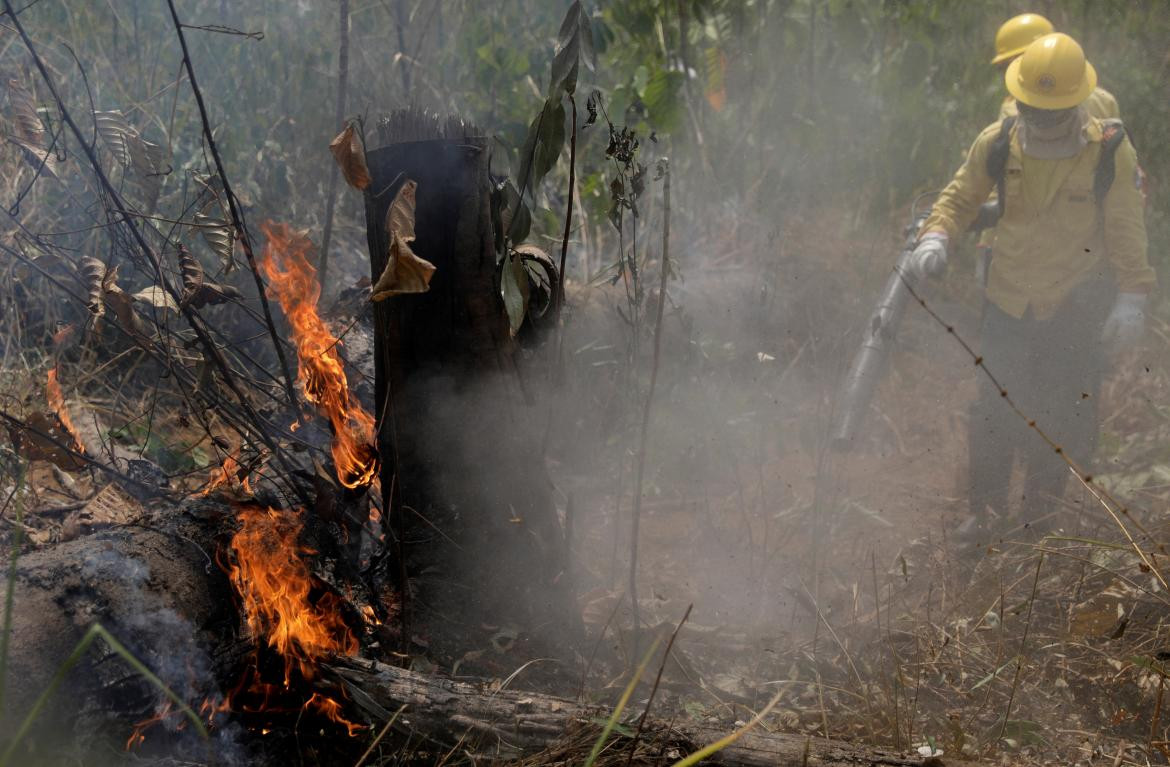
[
  {"left": 329, "top": 122, "right": 371, "bottom": 190},
  {"left": 94, "top": 110, "right": 138, "bottom": 166},
  {"left": 10, "top": 135, "right": 61, "bottom": 178},
  {"left": 372, "top": 180, "right": 435, "bottom": 300},
  {"left": 7, "top": 78, "right": 44, "bottom": 145},
  {"left": 186, "top": 280, "right": 244, "bottom": 309},
  {"left": 103, "top": 286, "right": 147, "bottom": 337},
  {"left": 177, "top": 243, "right": 205, "bottom": 299},
  {"left": 80, "top": 257, "right": 107, "bottom": 319},
  {"left": 515, "top": 244, "right": 560, "bottom": 320},
  {"left": 195, "top": 199, "right": 236, "bottom": 274},
  {"left": 132, "top": 286, "right": 179, "bottom": 313}
]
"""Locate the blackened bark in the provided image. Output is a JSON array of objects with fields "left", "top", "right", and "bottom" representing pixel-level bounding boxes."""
[{"left": 362, "top": 111, "right": 581, "bottom": 664}]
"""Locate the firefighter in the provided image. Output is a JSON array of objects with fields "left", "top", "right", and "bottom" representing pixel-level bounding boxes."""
[{"left": 907, "top": 33, "right": 1153, "bottom": 537}]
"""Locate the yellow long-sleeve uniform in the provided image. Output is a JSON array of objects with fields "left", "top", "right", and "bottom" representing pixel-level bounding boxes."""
[
  {"left": 978, "top": 87, "right": 1121, "bottom": 250},
  {"left": 924, "top": 116, "right": 1153, "bottom": 319}
]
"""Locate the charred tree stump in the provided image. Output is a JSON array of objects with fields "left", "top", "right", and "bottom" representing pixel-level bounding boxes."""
[{"left": 363, "top": 111, "right": 580, "bottom": 662}]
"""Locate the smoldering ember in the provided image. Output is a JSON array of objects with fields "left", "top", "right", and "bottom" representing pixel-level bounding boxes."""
[{"left": 0, "top": 1, "right": 1168, "bottom": 766}]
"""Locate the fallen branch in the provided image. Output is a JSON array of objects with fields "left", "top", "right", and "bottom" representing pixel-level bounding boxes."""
[{"left": 325, "top": 656, "right": 960, "bottom": 766}]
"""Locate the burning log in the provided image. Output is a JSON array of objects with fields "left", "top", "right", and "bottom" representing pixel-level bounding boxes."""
[{"left": 0, "top": 498, "right": 235, "bottom": 754}]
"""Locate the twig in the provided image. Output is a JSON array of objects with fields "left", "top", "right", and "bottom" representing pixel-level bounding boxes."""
[
  {"left": 995, "top": 552, "right": 1045, "bottom": 750},
  {"left": 319, "top": 0, "right": 350, "bottom": 285},
  {"left": 629, "top": 158, "right": 671, "bottom": 659},
  {"left": 800, "top": 580, "right": 877, "bottom": 742},
  {"left": 164, "top": 0, "right": 300, "bottom": 414},
  {"left": 624, "top": 603, "right": 692, "bottom": 766},
  {"left": 353, "top": 704, "right": 406, "bottom": 767},
  {"left": 555, "top": 93, "right": 577, "bottom": 316},
  {"left": 898, "top": 270, "right": 1170, "bottom": 591},
  {"left": 3, "top": 2, "right": 311, "bottom": 507},
  {"left": 180, "top": 23, "right": 264, "bottom": 40},
  {"left": 0, "top": 409, "right": 166, "bottom": 497},
  {"left": 577, "top": 591, "right": 625, "bottom": 700}
]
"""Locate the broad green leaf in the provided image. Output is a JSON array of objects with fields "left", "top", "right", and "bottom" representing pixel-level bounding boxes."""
[
  {"left": 515, "top": 98, "right": 565, "bottom": 203},
  {"left": 500, "top": 251, "right": 530, "bottom": 336},
  {"left": 499, "top": 179, "right": 532, "bottom": 246},
  {"left": 549, "top": 1, "right": 583, "bottom": 96},
  {"left": 643, "top": 68, "right": 685, "bottom": 134}
]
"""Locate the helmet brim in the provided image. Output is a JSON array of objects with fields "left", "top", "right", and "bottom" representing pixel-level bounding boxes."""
[
  {"left": 1005, "top": 57, "right": 1097, "bottom": 110},
  {"left": 991, "top": 46, "right": 1027, "bottom": 66}
]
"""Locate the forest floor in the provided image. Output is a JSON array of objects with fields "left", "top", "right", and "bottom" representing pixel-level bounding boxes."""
[
  {"left": 554, "top": 210, "right": 1170, "bottom": 767},
  {"left": 5, "top": 201, "right": 1169, "bottom": 767}
]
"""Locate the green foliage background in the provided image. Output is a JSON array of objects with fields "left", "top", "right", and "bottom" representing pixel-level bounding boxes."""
[{"left": 3, "top": 0, "right": 1168, "bottom": 282}]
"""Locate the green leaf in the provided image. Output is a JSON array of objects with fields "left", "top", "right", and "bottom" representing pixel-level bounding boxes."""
[
  {"left": 550, "top": 0, "right": 589, "bottom": 96},
  {"left": 497, "top": 178, "right": 532, "bottom": 247},
  {"left": 969, "top": 657, "right": 1015, "bottom": 691},
  {"left": 643, "top": 68, "right": 685, "bottom": 134},
  {"left": 500, "top": 251, "right": 530, "bottom": 336},
  {"left": 588, "top": 717, "right": 634, "bottom": 738},
  {"left": 515, "top": 98, "right": 565, "bottom": 203}
]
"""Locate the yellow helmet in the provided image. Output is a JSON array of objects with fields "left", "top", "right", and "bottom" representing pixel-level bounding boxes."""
[
  {"left": 991, "top": 13, "right": 1055, "bottom": 65},
  {"left": 1005, "top": 33, "right": 1097, "bottom": 110}
]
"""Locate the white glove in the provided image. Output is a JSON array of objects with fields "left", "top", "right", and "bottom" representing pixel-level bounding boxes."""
[
  {"left": 907, "top": 232, "right": 949, "bottom": 281},
  {"left": 1101, "top": 292, "right": 1147, "bottom": 347}
]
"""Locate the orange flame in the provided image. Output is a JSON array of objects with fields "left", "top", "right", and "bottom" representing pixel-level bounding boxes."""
[
  {"left": 305, "top": 693, "right": 364, "bottom": 737},
  {"left": 46, "top": 367, "right": 84, "bottom": 453},
  {"left": 227, "top": 505, "right": 359, "bottom": 685},
  {"left": 259, "top": 221, "right": 378, "bottom": 489},
  {"left": 125, "top": 702, "right": 174, "bottom": 750},
  {"left": 201, "top": 453, "right": 240, "bottom": 496}
]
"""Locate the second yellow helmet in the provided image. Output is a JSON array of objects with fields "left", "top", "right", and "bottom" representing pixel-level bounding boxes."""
[{"left": 992, "top": 13, "right": 1055, "bottom": 66}]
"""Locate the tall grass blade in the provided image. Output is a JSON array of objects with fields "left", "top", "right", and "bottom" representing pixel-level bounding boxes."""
[
  {"left": 583, "top": 637, "right": 660, "bottom": 767},
  {"left": 670, "top": 690, "right": 785, "bottom": 767},
  {"left": 0, "top": 466, "right": 27, "bottom": 713},
  {"left": 0, "top": 622, "right": 207, "bottom": 765}
]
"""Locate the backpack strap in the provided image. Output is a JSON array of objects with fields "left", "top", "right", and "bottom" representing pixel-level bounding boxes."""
[
  {"left": 1095, "top": 118, "right": 1128, "bottom": 207},
  {"left": 985, "top": 115, "right": 1017, "bottom": 220}
]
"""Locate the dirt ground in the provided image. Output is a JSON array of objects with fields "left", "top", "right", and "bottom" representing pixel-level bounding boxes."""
[{"left": 555, "top": 210, "right": 1170, "bottom": 766}]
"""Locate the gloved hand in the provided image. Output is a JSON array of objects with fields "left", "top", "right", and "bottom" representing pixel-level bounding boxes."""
[
  {"left": 1101, "top": 292, "right": 1148, "bottom": 347},
  {"left": 906, "top": 232, "right": 949, "bottom": 281}
]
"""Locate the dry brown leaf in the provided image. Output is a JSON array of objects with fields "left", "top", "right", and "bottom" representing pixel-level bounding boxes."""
[
  {"left": 103, "top": 286, "right": 147, "bottom": 337},
  {"left": 371, "top": 180, "right": 435, "bottom": 300},
  {"left": 329, "top": 122, "right": 371, "bottom": 190},
  {"left": 177, "top": 243, "right": 204, "bottom": 299},
  {"left": 9, "top": 135, "right": 61, "bottom": 178},
  {"left": 186, "top": 281, "right": 244, "bottom": 309},
  {"left": 7, "top": 77, "right": 43, "bottom": 145},
  {"left": 385, "top": 179, "right": 417, "bottom": 241},
  {"left": 195, "top": 199, "right": 236, "bottom": 274},
  {"left": 132, "top": 286, "right": 179, "bottom": 313},
  {"left": 80, "top": 257, "right": 106, "bottom": 319},
  {"left": 94, "top": 110, "right": 137, "bottom": 166},
  {"left": 77, "top": 483, "right": 145, "bottom": 527},
  {"left": 10, "top": 412, "right": 88, "bottom": 472}
]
